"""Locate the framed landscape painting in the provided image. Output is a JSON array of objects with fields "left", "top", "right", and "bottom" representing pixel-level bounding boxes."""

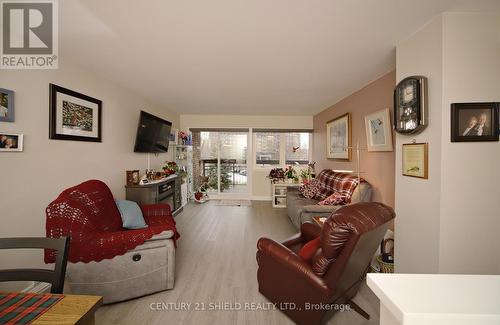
[
  {"left": 326, "top": 113, "right": 351, "bottom": 160},
  {"left": 49, "top": 84, "right": 102, "bottom": 142},
  {"left": 0, "top": 88, "right": 14, "bottom": 122},
  {"left": 364, "top": 108, "right": 393, "bottom": 152}
]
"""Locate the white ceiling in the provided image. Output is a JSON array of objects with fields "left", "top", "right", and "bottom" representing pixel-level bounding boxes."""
[{"left": 60, "top": 0, "right": 500, "bottom": 115}]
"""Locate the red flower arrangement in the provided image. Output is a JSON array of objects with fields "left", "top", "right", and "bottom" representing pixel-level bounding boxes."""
[{"left": 163, "top": 161, "right": 178, "bottom": 176}]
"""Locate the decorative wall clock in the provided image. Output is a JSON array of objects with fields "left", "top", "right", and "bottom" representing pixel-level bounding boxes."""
[{"left": 393, "top": 76, "right": 428, "bottom": 134}]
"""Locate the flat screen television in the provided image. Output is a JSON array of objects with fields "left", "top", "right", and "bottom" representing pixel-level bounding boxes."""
[{"left": 134, "top": 111, "right": 172, "bottom": 153}]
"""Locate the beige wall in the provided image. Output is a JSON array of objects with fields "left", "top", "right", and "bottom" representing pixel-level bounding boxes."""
[
  {"left": 395, "top": 12, "right": 500, "bottom": 275},
  {"left": 394, "top": 16, "right": 444, "bottom": 274},
  {"left": 180, "top": 114, "right": 313, "bottom": 199},
  {"left": 312, "top": 71, "right": 396, "bottom": 207},
  {"left": 180, "top": 114, "right": 313, "bottom": 131},
  {"left": 0, "top": 59, "right": 179, "bottom": 289},
  {"left": 438, "top": 13, "right": 500, "bottom": 274}
]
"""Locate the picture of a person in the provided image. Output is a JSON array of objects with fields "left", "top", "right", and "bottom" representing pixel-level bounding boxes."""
[
  {"left": 0, "top": 135, "right": 7, "bottom": 148},
  {"left": 473, "top": 113, "right": 490, "bottom": 136},
  {"left": 0, "top": 94, "right": 8, "bottom": 118},
  {"left": 462, "top": 116, "right": 478, "bottom": 136},
  {"left": 4, "top": 138, "right": 15, "bottom": 148}
]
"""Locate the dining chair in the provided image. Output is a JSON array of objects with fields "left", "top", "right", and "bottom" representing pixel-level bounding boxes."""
[{"left": 0, "top": 237, "right": 70, "bottom": 294}]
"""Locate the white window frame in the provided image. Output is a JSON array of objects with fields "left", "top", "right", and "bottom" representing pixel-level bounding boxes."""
[
  {"left": 199, "top": 131, "right": 252, "bottom": 198},
  {"left": 252, "top": 131, "right": 313, "bottom": 170}
]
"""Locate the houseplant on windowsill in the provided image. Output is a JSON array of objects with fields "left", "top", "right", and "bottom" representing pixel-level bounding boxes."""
[
  {"left": 300, "top": 168, "right": 312, "bottom": 184},
  {"left": 284, "top": 166, "right": 297, "bottom": 183},
  {"left": 267, "top": 168, "right": 285, "bottom": 183}
]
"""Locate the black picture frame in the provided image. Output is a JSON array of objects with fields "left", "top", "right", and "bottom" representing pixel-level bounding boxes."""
[
  {"left": 49, "top": 84, "right": 102, "bottom": 142},
  {"left": 451, "top": 102, "right": 499, "bottom": 142}
]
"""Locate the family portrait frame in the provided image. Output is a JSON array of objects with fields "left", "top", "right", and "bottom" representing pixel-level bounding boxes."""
[
  {"left": 0, "top": 88, "right": 14, "bottom": 122},
  {"left": 0, "top": 133, "right": 23, "bottom": 152},
  {"left": 326, "top": 112, "right": 351, "bottom": 160},
  {"left": 49, "top": 84, "right": 102, "bottom": 142},
  {"left": 451, "top": 102, "right": 499, "bottom": 142}
]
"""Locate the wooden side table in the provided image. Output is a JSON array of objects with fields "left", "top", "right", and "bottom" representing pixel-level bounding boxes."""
[
  {"left": 312, "top": 216, "right": 327, "bottom": 227},
  {"left": 271, "top": 182, "right": 302, "bottom": 208}
]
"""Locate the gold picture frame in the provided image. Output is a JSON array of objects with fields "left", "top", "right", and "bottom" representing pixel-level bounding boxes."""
[
  {"left": 402, "top": 143, "right": 428, "bottom": 179},
  {"left": 326, "top": 112, "right": 351, "bottom": 160}
]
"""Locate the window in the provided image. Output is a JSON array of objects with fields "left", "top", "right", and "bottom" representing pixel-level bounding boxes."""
[
  {"left": 254, "top": 132, "right": 280, "bottom": 166},
  {"left": 285, "top": 133, "right": 310, "bottom": 165},
  {"left": 200, "top": 131, "right": 218, "bottom": 160},
  {"left": 254, "top": 131, "right": 312, "bottom": 167},
  {"left": 200, "top": 131, "right": 249, "bottom": 193}
]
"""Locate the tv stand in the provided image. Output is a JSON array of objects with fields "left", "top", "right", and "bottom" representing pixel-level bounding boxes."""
[{"left": 125, "top": 175, "right": 183, "bottom": 216}]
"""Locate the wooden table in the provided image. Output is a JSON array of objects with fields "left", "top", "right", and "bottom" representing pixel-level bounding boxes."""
[
  {"left": 33, "top": 294, "right": 102, "bottom": 325},
  {"left": 312, "top": 216, "right": 327, "bottom": 227}
]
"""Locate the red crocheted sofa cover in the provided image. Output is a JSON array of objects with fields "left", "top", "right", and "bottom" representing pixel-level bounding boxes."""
[{"left": 45, "top": 179, "right": 180, "bottom": 263}]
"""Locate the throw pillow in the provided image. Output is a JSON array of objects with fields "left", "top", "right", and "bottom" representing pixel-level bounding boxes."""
[
  {"left": 115, "top": 200, "right": 148, "bottom": 229},
  {"left": 298, "top": 237, "right": 321, "bottom": 263},
  {"left": 318, "top": 192, "right": 346, "bottom": 206},
  {"left": 299, "top": 179, "right": 321, "bottom": 199}
]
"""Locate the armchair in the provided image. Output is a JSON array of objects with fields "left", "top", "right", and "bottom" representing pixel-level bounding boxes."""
[
  {"left": 45, "top": 180, "right": 180, "bottom": 303},
  {"left": 257, "top": 202, "right": 395, "bottom": 325}
]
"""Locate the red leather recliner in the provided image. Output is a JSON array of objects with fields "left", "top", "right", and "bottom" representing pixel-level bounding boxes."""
[{"left": 256, "top": 202, "right": 395, "bottom": 325}]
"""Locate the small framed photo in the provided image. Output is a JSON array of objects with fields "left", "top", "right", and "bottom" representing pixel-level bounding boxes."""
[
  {"left": 451, "top": 102, "right": 499, "bottom": 142},
  {"left": 170, "top": 129, "right": 178, "bottom": 145},
  {"left": 326, "top": 113, "right": 351, "bottom": 160},
  {"left": 49, "top": 84, "right": 102, "bottom": 142},
  {"left": 0, "top": 133, "right": 23, "bottom": 152},
  {"left": 402, "top": 143, "right": 428, "bottom": 179},
  {"left": 0, "top": 88, "right": 14, "bottom": 122},
  {"left": 364, "top": 108, "right": 393, "bottom": 152}
]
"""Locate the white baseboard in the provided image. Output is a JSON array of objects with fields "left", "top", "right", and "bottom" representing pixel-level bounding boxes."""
[
  {"left": 23, "top": 281, "right": 51, "bottom": 293},
  {"left": 251, "top": 196, "right": 272, "bottom": 201}
]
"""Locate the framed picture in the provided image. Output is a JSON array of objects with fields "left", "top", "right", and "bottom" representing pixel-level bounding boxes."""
[
  {"left": 402, "top": 143, "right": 428, "bottom": 179},
  {"left": 451, "top": 102, "right": 499, "bottom": 142},
  {"left": 0, "top": 88, "right": 14, "bottom": 122},
  {"left": 0, "top": 133, "right": 23, "bottom": 152},
  {"left": 364, "top": 108, "right": 393, "bottom": 152},
  {"left": 326, "top": 113, "right": 351, "bottom": 160},
  {"left": 49, "top": 84, "right": 102, "bottom": 142},
  {"left": 170, "top": 129, "right": 178, "bottom": 145}
]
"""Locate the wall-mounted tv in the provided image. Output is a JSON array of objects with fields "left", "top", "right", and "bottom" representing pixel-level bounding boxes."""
[{"left": 134, "top": 111, "right": 172, "bottom": 153}]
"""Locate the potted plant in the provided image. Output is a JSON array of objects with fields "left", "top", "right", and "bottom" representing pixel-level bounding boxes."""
[
  {"left": 162, "top": 161, "right": 178, "bottom": 176},
  {"left": 300, "top": 168, "right": 311, "bottom": 184},
  {"left": 267, "top": 168, "right": 285, "bottom": 183},
  {"left": 206, "top": 167, "right": 230, "bottom": 192},
  {"left": 178, "top": 131, "right": 191, "bottom": 146},
  {"left": 194, "top": 177, "right": 209, "bottom": 203},
  {"left": 284, "top": 166, "right": 296, "bottom": 183}
]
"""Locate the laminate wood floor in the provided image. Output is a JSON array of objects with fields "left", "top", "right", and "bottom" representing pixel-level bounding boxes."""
[{"left": 96, "top": 201, "right": 380, "bottom": 325}]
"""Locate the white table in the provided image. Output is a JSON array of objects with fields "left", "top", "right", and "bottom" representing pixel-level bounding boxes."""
[
  {"left": 367, "top": 273, "right": 500, "bottom": 325},
  {"left": 271, "top": 182, "right": 302, "bottom": 208}
]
